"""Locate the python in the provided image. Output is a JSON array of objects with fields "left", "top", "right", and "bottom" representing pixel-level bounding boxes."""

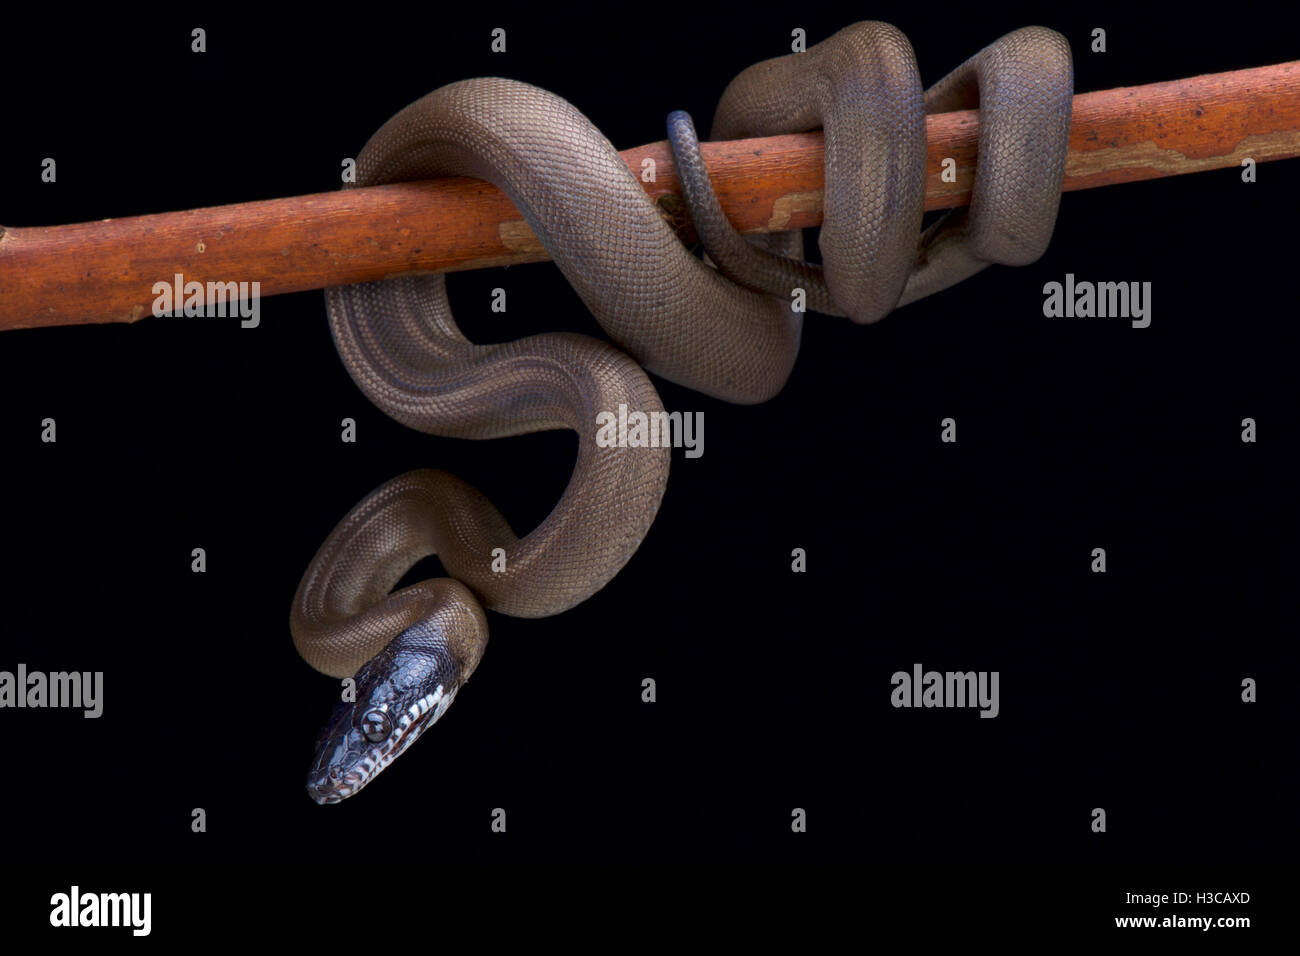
[{"left": 293, "top": 22, "right": 1067, "bottom": 800}]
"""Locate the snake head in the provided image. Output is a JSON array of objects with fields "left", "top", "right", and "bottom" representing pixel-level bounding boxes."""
[{"left": 306, "top": 616, "right": 482, "bottom": 804}]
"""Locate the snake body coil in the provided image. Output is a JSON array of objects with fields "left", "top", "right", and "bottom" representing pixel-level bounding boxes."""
[{"left": 291, "top": 23, "right": 1073, "bottom": 803}]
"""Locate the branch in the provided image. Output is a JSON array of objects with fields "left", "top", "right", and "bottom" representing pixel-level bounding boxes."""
[{"left": 1, "top": 62, "right": 1297, "bottom": 331}]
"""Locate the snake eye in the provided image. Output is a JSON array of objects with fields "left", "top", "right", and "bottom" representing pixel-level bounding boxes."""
[{"left": 359, "top": 709, "right": 392, "bottom": 743}]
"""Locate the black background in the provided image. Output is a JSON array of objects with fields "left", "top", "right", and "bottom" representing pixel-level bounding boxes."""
[{"left": 0, "top": 0, "right": 1291, "bottom": 935}]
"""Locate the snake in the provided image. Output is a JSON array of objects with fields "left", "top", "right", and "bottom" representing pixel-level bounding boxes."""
[{"left": 290, "top": 22, "right": 1072, "bottom": 803}]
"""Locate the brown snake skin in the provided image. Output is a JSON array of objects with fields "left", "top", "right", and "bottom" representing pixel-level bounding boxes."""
[{"left": 291, "top": 22, "right": 1073, "bottom": 697}]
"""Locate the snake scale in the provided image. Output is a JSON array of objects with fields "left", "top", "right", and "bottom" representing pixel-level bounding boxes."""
[{"left": 291, "top": 22, "right": 1073, "bottom": 802}]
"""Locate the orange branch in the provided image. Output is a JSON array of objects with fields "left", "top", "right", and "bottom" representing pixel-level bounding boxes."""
[{"left": 1, "top": 61, "right": 1297, "bottom": 331}]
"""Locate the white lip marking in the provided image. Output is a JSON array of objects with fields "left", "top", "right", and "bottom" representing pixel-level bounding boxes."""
[{"left": 321, "top": 685, "right": 456, "bottom": 801}]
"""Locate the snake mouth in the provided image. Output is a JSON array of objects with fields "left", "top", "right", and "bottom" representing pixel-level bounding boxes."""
[{"left": 307, "top": 686, "right": 458, "bottom": 805}]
